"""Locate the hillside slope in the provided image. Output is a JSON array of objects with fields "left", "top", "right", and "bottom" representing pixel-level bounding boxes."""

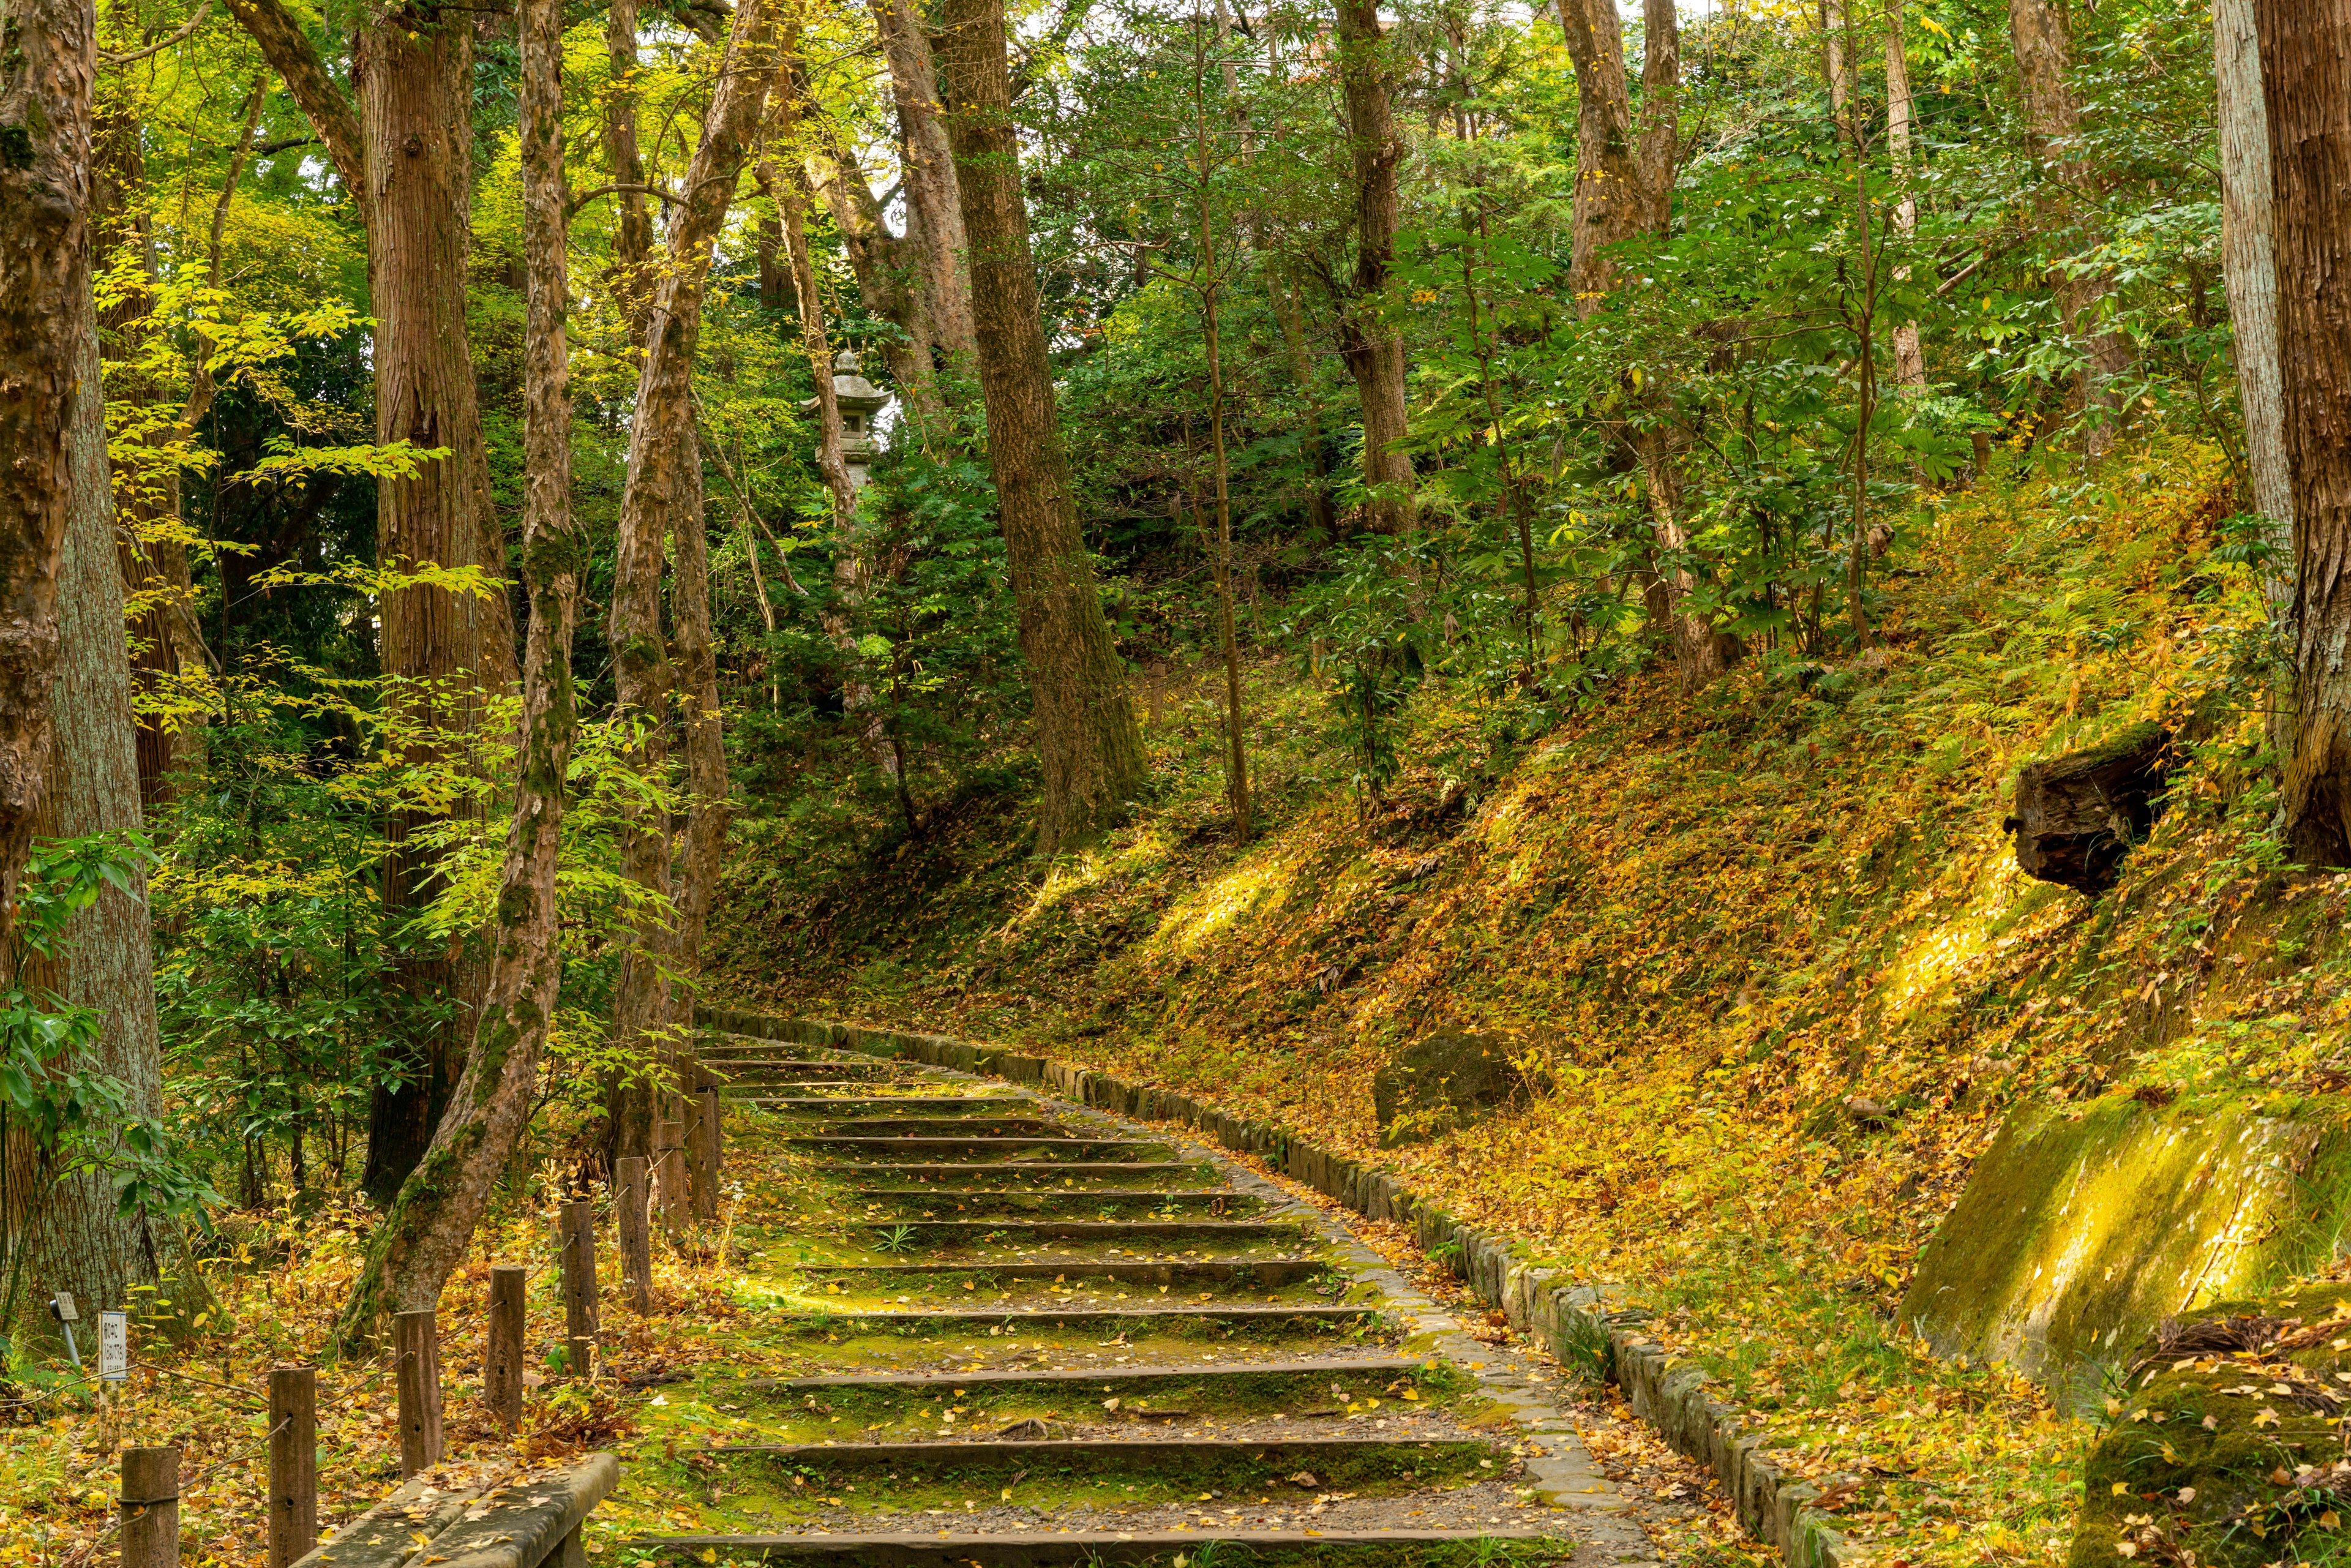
[{"left": 711, "top": 440, "right": 2351, "bottom": 1560}]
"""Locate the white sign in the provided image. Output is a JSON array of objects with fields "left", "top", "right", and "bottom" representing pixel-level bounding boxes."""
[{"left": 97, "top": 1311, "right": 128, "bottom": 1383}]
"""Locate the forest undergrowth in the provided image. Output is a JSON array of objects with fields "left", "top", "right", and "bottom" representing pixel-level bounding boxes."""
[{"left": 709, "top": 438, "right": 2351, "bottom": 1562}]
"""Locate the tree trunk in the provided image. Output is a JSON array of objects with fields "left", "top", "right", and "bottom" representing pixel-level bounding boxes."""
[
  {"left": 2007, "top": 0, "right": 2129, "bottom": 449},
  {"left": 669, "top": 440, "right": 727, "bottom": 1030},
  {"left": 2267, "top": 0, "right": 2351, "bottom": 865},
  {"left": 1332, "top": 0, "right": 1412, "bottom": 535},
  {"left": 0, "top": 0, "right": 95, "bottom": 924},
  {"left": 1819, "top": 0, "right": 1852, "bottom": 117},
  {"left": 1886, "top": 0, "right": 1927, "bottom": 392},
  {"left": 229, "top": 0, "right": 520, "bottom": 1200},
  {"left": 1192, "top": 72, "right": 1250, "bottom": 838},
  {"left": 606, "top": 0, "right": 777, "bottom": 1159},
  {"left": 868, "top": 0, "right": 976, "bottom": 366},
  {"left": 336, "top": 0, "right": 582, "bottom": 1341},
  {"left": 1556, "top": 0, "right": 1643, "bottom": 302},
  {"left": 16, "top": 314, "right": 193, "bottom": 1324},
  {"left": 606, "top": 0, "right": 657, "bottom": 346},
  {"left": 937, "top": 0, "right": 1147, "bottom": 857},
  {"left": 2216, "top": 0, "right": 2292, "bottom": 615}
]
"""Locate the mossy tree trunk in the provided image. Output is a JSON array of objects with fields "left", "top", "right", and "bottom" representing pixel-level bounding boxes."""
[
  {"left": 337, "top": 0, "right": 580, "bottom": 1342},
  {"left": 937, "top": 0, "right": 1147, "bottom": 858},
  {"left": 1331, "top": 0, "right": 1413, "bottom": 536},
  {"left": 606, "top": 0, "right": 777, "bottom": 1160}
]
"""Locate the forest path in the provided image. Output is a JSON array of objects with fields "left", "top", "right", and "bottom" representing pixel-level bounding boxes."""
[{"left": 622, "top": 1031, "right": 1664, "bottom": 1566}]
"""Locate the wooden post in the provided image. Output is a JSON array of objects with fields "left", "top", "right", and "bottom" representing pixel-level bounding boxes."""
[
  {"left": 653, "top": 1115, "right": 686, "bottom": 1236},
  {"left": 615, "top": 1155, "right": 654, "bottom": 1313},
  {"left": 486, "top": 1264, "right": 527, "bottom": 1431},
  {"left": 692, "top": 1075, "right": 722, "bottom": 1223},
  {"left": 267, "top": 1367, "right": 316, "bottom": 1568},
  {"left": 393, "top": 1309, "right": 444, "bottom": 1477},
  {"left": 558, "top": 1199, "right": 598, "bottom": 1378},
  {"left": 121, "top": 1446, "right": 179, "bottom": 1568}
]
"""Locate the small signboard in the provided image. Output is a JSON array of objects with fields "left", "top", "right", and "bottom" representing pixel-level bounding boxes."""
[{"left": 97, "top": 1311, "right": 128, "bottom": 1383}]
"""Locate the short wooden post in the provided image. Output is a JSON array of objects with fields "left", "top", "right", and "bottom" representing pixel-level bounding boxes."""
[
  {"left": 652, "top": 1115, "right": 686, "bottom": 1236},
  {"left": 558, "top": 1199, "right": 598, "bottom": 1378},
  {"left": 393, "top": 1308, "right": 444, "bottom": 1477},
  {"left": 485, "top": 1264, "right": 527, "bottom": 1431},
  {"left": 121, "top": 1446, "right": 179, "bottom": 1568},
  {"left": 267, "top": 1367, "right": 316, "bottom": 1568},
  {"left": 615, "top": 1155, "right": 654, "bottom": 1314},
  {"left": 692, "top": 1075, "right": 722, "bottom": 1224}
]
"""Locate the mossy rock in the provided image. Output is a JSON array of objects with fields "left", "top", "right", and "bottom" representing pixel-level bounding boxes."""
[{"left": 2069, "top": 1281, "right": 2351, "bottom": 1566}]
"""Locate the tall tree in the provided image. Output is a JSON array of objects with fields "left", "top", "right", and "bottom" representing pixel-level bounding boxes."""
[
  {"left": 868, "top": 0, "right": 978, "bottom": 367},
  {"left": 2214, "top": 0, "right": 2292, "bottom": 617},
  {"left": 1331, "top": 0, "right": 1413, "bottom": 534},
  {"left": 1555, "top": 0, "right": 1642, "bottom": 301},
  {"left": 223, "top": 0, "right": 520, "bottom": 1199},
  {"left": 2005, "top": 0, "right": 2131, "bottom": 449},
  {"left": 17, "top": 310, "right": 190, "bottom": 1323},
  {"left": 0, "top": 0, "right": 96, "bottom": 923},
  {"left": 937, "top": 0, "right": 1147, "bottom": 857},
  {"left": 338, "top": 0, "right": 582, "bottom": 1340},
  {"left": 1885, "top": 0, "right": 1927, "bottom": 394},
  {"left": 2266, "top": 0, "right": 2351, "bottom": 865},
  {"left": 606, "top": 0, "right": 778, "bottom": 1160}
]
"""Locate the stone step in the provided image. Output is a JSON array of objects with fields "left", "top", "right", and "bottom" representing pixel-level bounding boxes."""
[
  {"left": 795, "top": 1119, "right": 1081, "bottom": 1139},
  {"left": 624, "top": 1528, "right": 1559, "bottom": 1566},
  {"left": 844, "top": 1220, "right": 1304, "bottom": 1249},
  {"left": 756, "top": 1356, "right": 1426, "bottom": 1409},
  {"left": 846, "top": 1190, "right": 1262, "bottom": 1218},
  {"left": 702, "top": 1436, "right": 1498, "bottom": 1493},
  {"left": 768, "top": 1305, "right": 1387, "bottom": 1337},
  {"left": 794, "top": 1139, "right": 1176, "bottom": 1163},
  {"left": 790, "top": 1257, "right": 1322, "bottom": 1286},
  {"left": 836, "top": 1164, "right": 1217, "bottom": 1186},
  {"left": 738, "top": 1098, "right": 1020, "bottom": 1114}
]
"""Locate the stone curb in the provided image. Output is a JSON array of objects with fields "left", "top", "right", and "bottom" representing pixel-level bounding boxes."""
[{"left": 699, "top": 1005, "right": 1854, "bottom": 1567}]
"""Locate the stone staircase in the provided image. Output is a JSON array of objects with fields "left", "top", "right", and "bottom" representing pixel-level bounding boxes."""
[{"left": 625, "top": 1032, "right": 1660, "bottom": 1566}]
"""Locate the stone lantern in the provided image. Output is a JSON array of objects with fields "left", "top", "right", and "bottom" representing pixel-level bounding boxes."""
[{"left": 829, "top": 350, "right": 890, "bottom": 490}]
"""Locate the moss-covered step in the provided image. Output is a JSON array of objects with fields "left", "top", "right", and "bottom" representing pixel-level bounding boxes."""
[
  {"left": 2069, "top": 1281, "right": 2351, "bottom": 1566},
  {"left": 842, "top": 1220, "right": 1306, "bottom": 1250},
  {"left": 788, "top": 1259, "right": 1324, "bottom": 1288},
  {"left": 763, "top": 1305, "right": 1389, "bottom": 1338},
  {"left": 836, "top": 1164, "right": 1218, "bottom": 1187},
  {"left": 790, "top": 1138, "right": 1178, "bottom": 1162},
  {"left": 703, "top": 1436, "right": 1500, "bottom": 1496},
  {"left": 790, "top": 1119, "right": 1082, "bottom": 1139},
  {"left": 1900, "top": 1094, "right": 2351, "bottom": 1400},
  {"left": 739, "top": 1356, "right": 1437, "bottom": 1421},
  {"left": 842, "top": 1190, "right": 1265, "bottom": 1219},
  {"left": 739, "top": 1099, "right": 1024, "bottom": 1115},
  {"left": 623, "top": 1528, "right": 1566, "bottom": 1566}
]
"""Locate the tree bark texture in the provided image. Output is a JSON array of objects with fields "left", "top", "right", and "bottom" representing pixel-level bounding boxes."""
[
  {"left": 668, "top": 439, "right": 727, "bottom": 1035},
  {"left": 10, "top": 318, "right": 189, "bottom": 1324},
  {"left": 1556, "top": 0, "right": 1641, "bottom": 304},
  {"left": 1819, "top": 0, "right": 1852, "bottom": 117},
  {"left": 2006, "top": 0, "right": 2129, "bottom": 447},
  {"left": 606, "top": 0, "right": 777, "bottom": 1158},
  {"left": 1332, "top": 0, "right": 1413, "bottom": 534},
  {"left": 338, "top": 0, "right": 582, "bottom": 1339},
  {"left": 2216, "top": 0, "right": 2293, "bottom": 615},
  {"left": 937, "top": 0, "right": 1147, "bottom": 857},
  {"left": 0, "top": 0, "right": 96, "bottom": 926},
  {"left": 1886, "top": 0, "right": 1927, "bottom": 392},
  {"left": 2265, "top": 0, "right": 2351, "bottom": 865},
  {"left": 868, "top": 0, "right": 976, "bottom": 366}
]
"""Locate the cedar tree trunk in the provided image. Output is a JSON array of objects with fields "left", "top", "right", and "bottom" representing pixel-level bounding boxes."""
[
  {"left": 937, "top": 0, "right": 1147, "bottom": 857},
  {"left": 0, "top": 0, "right": 96, "bottom": 923},
  {"left": 1332, "top": 0, "right": 1412, "bottom": 534},
  {"left": 2217, "top": 0, "right": 2292, "bottom": 614},
  {"left": 337, "top": 0, "right": 582, "bottom": 1341},
  {"left": 2265, "top": 0, "right": 2351, "bottom": 863}
]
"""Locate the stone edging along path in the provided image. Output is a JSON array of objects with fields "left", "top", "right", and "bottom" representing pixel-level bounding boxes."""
[{"left": 697, "top": 1005, "right": 1855, "bottom": 1568}]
